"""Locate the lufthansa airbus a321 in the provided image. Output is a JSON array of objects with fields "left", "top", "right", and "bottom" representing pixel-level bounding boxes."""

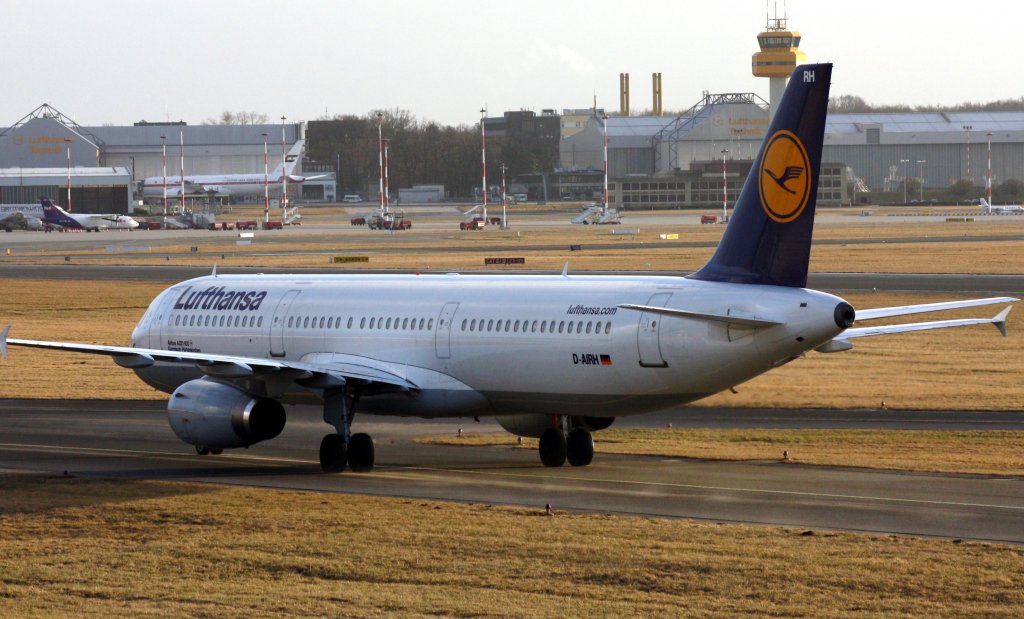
[{"left": 2, "top": 64, "right": 1016, "bottom": 472}]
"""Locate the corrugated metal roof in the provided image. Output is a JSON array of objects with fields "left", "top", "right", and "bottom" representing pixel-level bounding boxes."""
[
  {"left": 86, "top": 124, "right": 300, "bottom": 147},
  {"left": 826, "top": 111, "right": 1024, "bottom": 134}
]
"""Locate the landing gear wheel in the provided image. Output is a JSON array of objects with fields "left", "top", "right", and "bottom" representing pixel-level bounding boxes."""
[
  {"left": 319, "top": 433, "right": 348, "bottom": 473},
  {"left": 539, "top": 428, "right": 567, "bottom": 467},
  {"left": 347, "top": 433, "right": 375, "bottom": 472},
  {"left": 566, "top": 428, "right": 594, "bottom": 467},
  {"left": 195, "top": 446, "right": 211, "bottom": 455}
]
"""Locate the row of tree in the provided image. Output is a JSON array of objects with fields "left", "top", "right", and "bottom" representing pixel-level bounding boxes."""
[
  {"left": 828, "top": 95, "right": 1024, "bottom": 114},
  {"left": 948, "top": 178, "right": 1024, "bottom": 203},
  {"left": 304, "top": 110, "right": 558, "bottom": 197}
]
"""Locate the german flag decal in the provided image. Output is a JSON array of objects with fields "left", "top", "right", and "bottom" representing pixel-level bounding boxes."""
[{"left": 759, "top": 129, "right": 812, "bottom": 223}]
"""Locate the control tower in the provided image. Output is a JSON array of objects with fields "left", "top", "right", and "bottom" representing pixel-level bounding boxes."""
[{"left": 752, "top": 10, "right": 806, "bottom": 121}]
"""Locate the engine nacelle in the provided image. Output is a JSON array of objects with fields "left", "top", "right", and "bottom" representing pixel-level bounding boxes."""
[
  {"left": 167, "top": 378, "right": 286, "bottom": 449},
  {"left": 495, "top": 414, "right": 615, "bottom": 438}
]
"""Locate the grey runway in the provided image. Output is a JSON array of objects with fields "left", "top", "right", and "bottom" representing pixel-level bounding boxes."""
[{"left": 1, "top": 400, "right": 1022, "bottom": 543}]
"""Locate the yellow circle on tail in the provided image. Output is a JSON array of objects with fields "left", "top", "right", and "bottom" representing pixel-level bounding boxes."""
[{"left": 759, "top": 130, "right": 811, "bottom": 223}]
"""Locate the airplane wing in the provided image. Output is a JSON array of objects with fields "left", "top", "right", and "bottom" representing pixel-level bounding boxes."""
[{"left": 0, "top": 330, "right": 418, "bottom": 395}]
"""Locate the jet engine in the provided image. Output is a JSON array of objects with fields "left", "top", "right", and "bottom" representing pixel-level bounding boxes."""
[
  {"left": 495, "top": 414, "right": 614, "bottom": 438},
  {"left": 167, "top": 378, "right": 286, "bottom": 450}
]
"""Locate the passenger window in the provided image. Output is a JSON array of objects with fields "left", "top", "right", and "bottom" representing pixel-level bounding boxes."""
[
  {"left": 567, "top": 321, "right": 574, "bottom": 333},
  {"left": 487, "top": 319, "right": 493, "bottom": 331},
  {"left": 504, "top": 321, "right": 511, "bottom": 333},
  {"left": 595, "top": 321, "right": 601, "bottom": 334},
  {"left": 327, "top": 317, "right": 334, "bottom": 329},
  {"left": 386, "top": 317, "right": 392, "bottom": 329},
  {"left": 470, "top": 319, "right": 477, "bottom": 331},
  {"left": 513, "top": 320, "right": 519, "bottom": 332},
  {"left": 461, "top": 319, "right": 467, "bottom": 331},
  {"left": 605, "top": 322, "right": 611, "bottom": 335},
  {"left": 402, "top": 318, "right": 409, "bottom": 330},
  {"left": 288, "top": 316, "right": 293, "bottom": 328},
  {"left": 378, "top": 317, "right": 385, "bottom": 329},
  {"left": 418, "top": 318, "right": 425, "bottom": 330},
  {"left": 393, "top": 318, "right": 400, "bottom": 330},
  {"left": 531, "top": 320, "right": 538, "bottom": 333},
  {"left": 348, "top": 317, "right": 354, "bottom": 329},
  {"left": 559, "top": 321, "right": 565, "bottom": 333},
  {"left": 318, "top": 317, "right": 324, "bottom": 329},
  {"left": 586, "top": 322, "right": 592, "bottom": 334},
  {"left": 428, "top": 319, "right": 434, "bottom": 330},
  {"left": 300, "top": 317, "right": 307, "bottom": 329},
  {"left": 258, "top": 317, "right": 263, "bottom": 328},
  {"left": 218, "top": 315, "right": 224, "bottom": 327},
  {"left": 369, "top": 318, "right": 376, "bottom": 329}
]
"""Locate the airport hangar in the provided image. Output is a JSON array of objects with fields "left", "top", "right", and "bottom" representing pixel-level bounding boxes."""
[
  {"left": 555, "top": 96, "right": 1024, "bottom": 208},
  {"left": 0, "top": 104, "right": 323, "bottom": 215},
  {"left": 3, "top": 102, "right": 1023, "bottom": 214}
]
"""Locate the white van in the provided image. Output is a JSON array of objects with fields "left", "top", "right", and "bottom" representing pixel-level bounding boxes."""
[{"left": 342, "top": 195, "right": 363, "bottom": 203}]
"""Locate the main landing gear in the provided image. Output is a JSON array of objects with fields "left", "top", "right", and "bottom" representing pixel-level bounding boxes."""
[
  {"left": 319, "top": 388, "right": 374, "bottom": 473},
  {"left": 538, "top": 418, "right": 594, "bottom": 467}
]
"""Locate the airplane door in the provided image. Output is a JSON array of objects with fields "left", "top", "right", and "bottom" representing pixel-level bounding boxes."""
[
  {"left": 434, "top": 302, "right": 459, "bottom": 359},
  {"left": 637, "top": 292, "right": 671, "bottom": 368},
  {"left": 269, "top": 290, "right": 301, "bottom": 357},
  {"left": 153, "top": 288, "right": 183, "bottom": 349}
]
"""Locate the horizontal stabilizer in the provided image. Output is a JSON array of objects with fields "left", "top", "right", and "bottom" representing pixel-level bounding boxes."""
[
  {"left": 856, "top": 297, "right": 1018, "bottom": 321},
  {"left": 819, "top": 305, "right": 1014, "bottom": 352},
  {"left": 617, "top": 304, "right": 782, "bottom": 328}
]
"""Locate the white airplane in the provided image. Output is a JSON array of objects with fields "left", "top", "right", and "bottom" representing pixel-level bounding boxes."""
[
  {"left": 41, "top": 198, "right": 139, "bottom": 231},
  {"left": 0, "top": 204, "right": 45, "bottom": 231},
  {"left": 979, "top": 198, "right": 1023, "bottom": 214},
  {"left": 1, "top": 64, "right": 1017, "bottom": 473},
  {"left": 139, "top": 141, "right": 326, "bottom": 200}
]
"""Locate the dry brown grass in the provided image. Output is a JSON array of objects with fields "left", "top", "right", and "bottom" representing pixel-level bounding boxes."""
[
  {"left": 427, "top": 428, "right": 1024, "bottom": 476},
  {"left": 1, "top": 475, "right": 1021, "bottom": 618}
]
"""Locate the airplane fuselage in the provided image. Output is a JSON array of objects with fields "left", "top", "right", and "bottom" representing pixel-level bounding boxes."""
[
  {"left": 130, "top": 274, "right": 848, "bottom": 419},
  {"left": 140, "top": 175, "right": 288, "bottom": 198}
]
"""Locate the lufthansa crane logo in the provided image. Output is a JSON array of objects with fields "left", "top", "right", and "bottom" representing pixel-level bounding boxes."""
[{"left": 759, "top": 129, "right": 811, "bottom": 223}]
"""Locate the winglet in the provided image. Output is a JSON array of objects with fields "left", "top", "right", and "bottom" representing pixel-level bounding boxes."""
[
  {"left": 561, "top": 262, "right": 569, "bottom": 277},
  {"left": 212, "top": 263, "right": 218, "bottom": 278},
  {"left": 993, "top": 306, "right": 1012, "bottom": 337},
  {"left": 1, "top": 325, "right": 9, "bottom": 361}
]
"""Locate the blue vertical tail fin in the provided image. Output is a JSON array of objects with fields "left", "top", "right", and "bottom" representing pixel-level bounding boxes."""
[
  {"left": 40, "top": 197, "right": 82, "bottom": 229},
  {"left": 689, "top": 63, "right": 832, "bottom": 288}
]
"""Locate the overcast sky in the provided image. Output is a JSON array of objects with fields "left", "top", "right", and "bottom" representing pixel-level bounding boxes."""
[{"left": 3, "top": 0, "right": 1019, "bottom": 128}]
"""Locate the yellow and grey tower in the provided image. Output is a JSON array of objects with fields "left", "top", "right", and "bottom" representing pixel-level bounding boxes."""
[{"left": 752, "top": 13, "right": 807, "bottom": 121}]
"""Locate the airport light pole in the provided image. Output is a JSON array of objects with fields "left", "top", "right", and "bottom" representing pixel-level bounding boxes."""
[
  {"left": 986, "top": 132, "right": 993, "bottom": 204},
  {"left": 160, "top": 135, "right": 167, "bottom": 216},
  {"left": 377, "top": 112, "right": 385, "bottom": 216},
  {"left": 64, "top": 138, "right": 72, "bottom": 212},
  {"left": 602, "top": 113, "right": 609, "bottom": 215},
  {"left": 721, "top": 148, "right": 729, "bottom": 222},
  {"left": 480, "top": 108, "right": 488, "bottom": 223},
  {"left": 962, "top": 125, "right": 972, "bottom": 182},
  {"left": 500, "top": 163, "right": 507, "bottom": 228},
  {"left": 179, "top": 130, "right": 186, "bottom": 214},
  {"left": 280, "top": 116, "right": 287, "bottom": 211},
  {"left": 917, "top": 159, "right": 926, "bottom": 202},
  {"left": 262, "top": 133, "right": 269, "bottom": 224},
  {"left": 900, "top": 159, "right": 909, "bottom": 204}
]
